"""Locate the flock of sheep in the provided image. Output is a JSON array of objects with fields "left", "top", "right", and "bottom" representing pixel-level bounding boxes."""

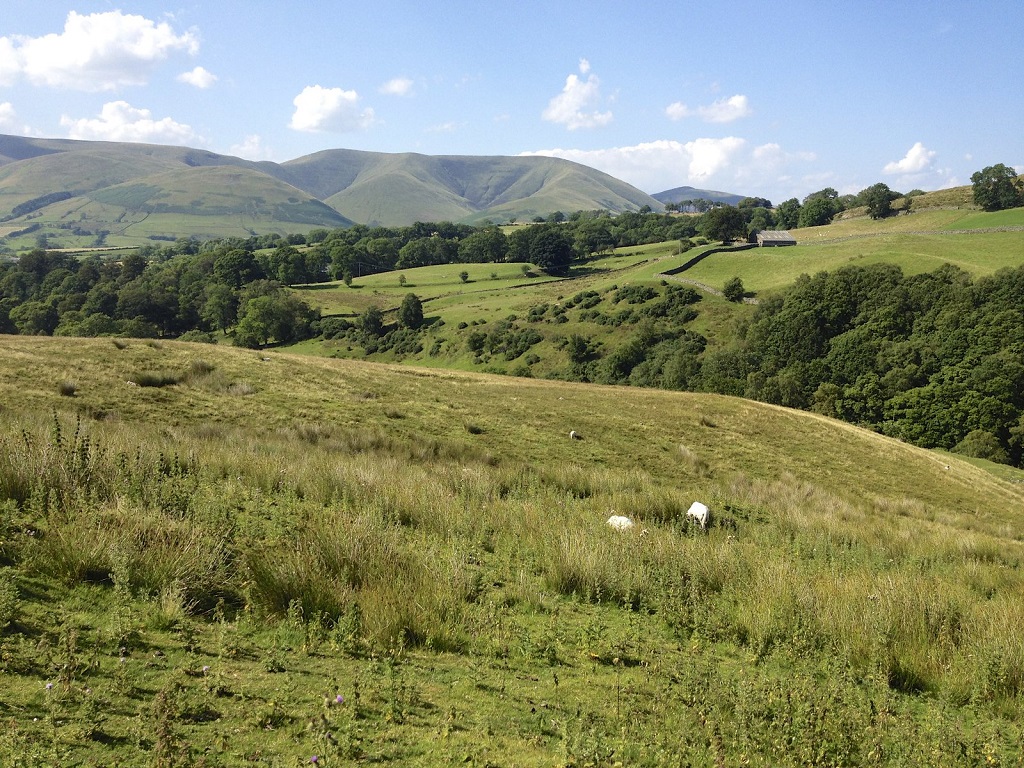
[
  {"left": 607, "top": 501, "right": 709, "bottom": 533},
  {"left": 568, "top": 430, "right": 714, "bottom": 534}
]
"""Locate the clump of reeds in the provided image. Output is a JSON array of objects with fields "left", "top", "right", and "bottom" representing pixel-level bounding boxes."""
[{"left": 129, "top": 371, "right": 180, "bottom": 388}]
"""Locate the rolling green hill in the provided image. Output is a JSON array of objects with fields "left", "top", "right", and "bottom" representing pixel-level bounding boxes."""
[
  {"left": 0, "top": 134, "right": 662, "bottom": 248},
  {"left": 1, "top": 334, "right": 1023, "bottom": 764},
  {"left": 277, "top": 149, "right": 663, "bottom": 226}
]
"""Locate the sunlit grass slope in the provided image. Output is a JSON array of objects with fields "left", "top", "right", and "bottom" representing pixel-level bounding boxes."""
[
  {"left": 3, "top": 335, "right": 1018, "bottom": 518},
  {"left": 2, "top": 335, "right": 1024, "bottom": 765}
]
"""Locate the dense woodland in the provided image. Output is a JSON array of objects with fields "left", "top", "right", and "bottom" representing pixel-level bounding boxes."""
[{"left": 540, "top": 264, "right": 1024, "bottom": 467}]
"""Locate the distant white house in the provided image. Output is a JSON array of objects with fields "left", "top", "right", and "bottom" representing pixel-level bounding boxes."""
[{"left": 756, "top": 230, "right": 797, "bottom": 247}]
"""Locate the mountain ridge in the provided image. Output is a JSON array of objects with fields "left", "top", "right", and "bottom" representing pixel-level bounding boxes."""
[{"left": 0, "top": 135, "right": 683, "bottom": 240}]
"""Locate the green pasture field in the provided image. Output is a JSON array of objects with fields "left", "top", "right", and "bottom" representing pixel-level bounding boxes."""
[
  {"left": 683, "top": 230, "right": 1024, "bottom": 297},
  {"left": 295, "top": 263, "right": 560, "bottom": 320},
  {"left": 298, "top": 242, "right": 683, "bottom": 322},
  {"left": 800, "top": 206, "right": 1024, "bottom": 242},
  {"left": 1, "top": 336, "right": 1023, "bottom": 765}
]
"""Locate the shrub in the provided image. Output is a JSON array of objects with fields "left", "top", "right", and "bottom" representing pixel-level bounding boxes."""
[
  {"left": 177, "top": 330, "right": 217, "bottom": 344},
  {"left": 56, "top": 380, "right": 77, "bottom": 397},
  {"left": 953, "top": 430, "right": 1009, "bottom": 464},
  {"left": 723, "top": 277, "right": 746, "bottom": 302}
]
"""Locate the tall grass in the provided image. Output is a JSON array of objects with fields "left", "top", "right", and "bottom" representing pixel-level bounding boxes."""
[{"left": 2, "top": 406, "right": 1023, "bottom": 708}]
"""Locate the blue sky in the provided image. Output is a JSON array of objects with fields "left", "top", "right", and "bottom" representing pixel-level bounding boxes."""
[{"left": 1, "top": 1, "right": 1021, "bottom": 203}]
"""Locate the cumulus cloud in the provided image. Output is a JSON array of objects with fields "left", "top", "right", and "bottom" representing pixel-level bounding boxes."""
[
  {"left": 289, "top": 85, "right": 375, "bottom": 133},
  {"left": 177, "top": 66, "right": 217, "bottom": 89},
  {"left": 699, "top": 94, "right": 752, "bottom": 123},
  {"left": 542, "top": 59, "right": 613, "bottom": 130},
  {"left": 883, "top": 142, "right": 937, "bottom": 174},
  {"left": 379, "top": 77, "right": 414, "bottom": 96},
  {"left": 229, "top": 134, "right": 274, "bottom": 161},
  {"left": 1, "top": 10, "right": 198, "bottom": 91},
  {"left": 522, "top": 137, "right": 747, "bottom": 192},
  {"left": 666, "top": 94, "right": 752, "bottom": 123},
  {"left": 521, "top": 136, "right": 819, "bottom": 198},
  {"left": 60, "top": 101, "right": 198, "bottom": 144}
]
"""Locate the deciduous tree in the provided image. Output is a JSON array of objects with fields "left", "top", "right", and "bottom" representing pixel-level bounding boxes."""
[{"left": 971, "top": 163, "right": 1024, "bottom": 211}]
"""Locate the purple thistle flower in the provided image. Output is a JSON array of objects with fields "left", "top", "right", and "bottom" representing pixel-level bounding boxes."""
[
  {"left": 45, "top": 682, "right": 53, "bottom": 690},
  {"left": 310, "top": 757, "right": 319, "bottom": 765},
  {"left": 335, "top": 694, "right": 344, "bottom": 704}
]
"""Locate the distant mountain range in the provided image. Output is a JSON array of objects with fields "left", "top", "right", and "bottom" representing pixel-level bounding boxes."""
[{"left": 0, "top": 134, "right": 746, "bottom": 246}]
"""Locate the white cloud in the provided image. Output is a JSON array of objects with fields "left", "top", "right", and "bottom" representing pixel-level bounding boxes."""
[
  {"left": 698, "top": 94, "right": 752, "bottom": 123},
  {"left": 229, "top": 134, "right": 274, "bottom": 161},
  {"left": 665, "top": 102, "right": 691, "bottom": 121},
  {"left": 542, "top": 60, "right": 613, "bottom": 130},
  {"left": 379, "top": 77, "right": 413, "bottom": 96},
  {"left": 521, "top": 136, "right": 819, "bottom": 199},
  {"left": 883, "top": 142, "right": 937, "bottom": 174},
  {"left": 2, "top": 10, "right": 198, "bottom": 91},
  {"left": 666, "top": 94, "right": 752, "bottom": 123},
  {"left": 289, "top": 85, "right": 375, "bottom": 133},
  {"left": 60, "top": 101, "right": 198, "bottom": 144},
  {"left": 177, "top": 66, "right": 217, "bottom": 89},
  {"left": 522, "top": 137, "right": 747, "bottom": 192}
]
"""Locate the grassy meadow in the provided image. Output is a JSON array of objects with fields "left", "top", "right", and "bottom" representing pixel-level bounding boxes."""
[
  {"left": 1, "top": 335, "right": 1024, "bottom": 765},
  {"left": 683, "top": 229, "right": 1024, "bottom": 297}
]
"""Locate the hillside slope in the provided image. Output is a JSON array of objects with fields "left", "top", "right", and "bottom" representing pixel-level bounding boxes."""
[
  {"left": 2, "top": 335, "right": 1018, "bottom": 520},
  {"left": 0, "top": 134, "right": 663, "bottom": 245},
  {"left": 3, "top": 334, "right": 1024, "bottom": 764}
]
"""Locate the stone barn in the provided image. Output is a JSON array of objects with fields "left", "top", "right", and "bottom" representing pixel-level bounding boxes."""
[{"left": 756, "top": 230, "right": 797, "bottom": 247}]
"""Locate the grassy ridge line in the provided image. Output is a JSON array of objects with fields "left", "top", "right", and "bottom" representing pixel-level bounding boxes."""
[{"left": 2, "top": 334, "right": 1020, "bottom": 528}]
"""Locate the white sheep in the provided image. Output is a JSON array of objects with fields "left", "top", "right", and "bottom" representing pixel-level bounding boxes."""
[
  {"left": 569, "top": 430, "right": 582, "bottom": 440},
  {"left": 686, "top": 501, "right": 710, "bottom": 530},
  {"left": 606, "top": 514, "right": 635, "bottom": 531}
]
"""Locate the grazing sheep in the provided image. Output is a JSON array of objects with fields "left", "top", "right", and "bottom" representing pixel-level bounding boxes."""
[
  {"left": 686, "top": 501, "right": 710, "bottom": 530},
  {"left": 569, "top": 430, "right": 582, "bottom": 440},
  {"left": 607, "top": 514, "right": 635, "bottom": 531}
]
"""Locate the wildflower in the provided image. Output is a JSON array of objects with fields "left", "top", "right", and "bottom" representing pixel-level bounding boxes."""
[
  {"left": 45, "top": 682, "right": 53, "bottom": 690},
  {"left": 202, "top": 665, "right": 211, "bottom": 674},
  {"left": 335, "top": 694, "right": 344, "bottom": 705},
  {"left": 310, "top": 757, "right": 319, "bottom": 765}
]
